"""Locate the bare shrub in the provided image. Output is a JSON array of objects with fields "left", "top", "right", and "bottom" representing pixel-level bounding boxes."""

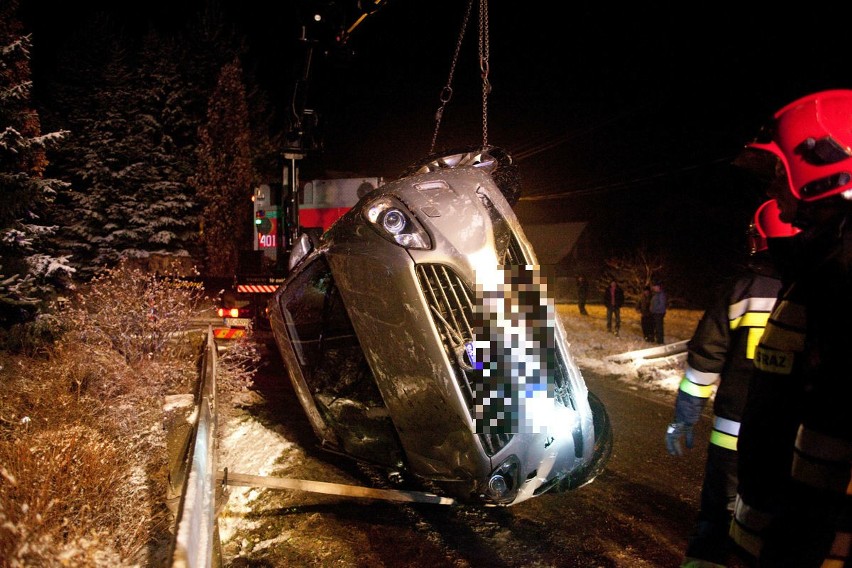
[
  {"left": 216, "top": 331, "right": 260, "bottom": 397},
  {"left": 0, "top": 355, "right": 88, "bottom": 439},
  {"left": 62, "top": 262, "right": 206, "bottom": 365},
  {"left": 52, "top": 341, "right": 138, "bottom": 400},
  {"left": 0, "top": 259, "right": 252, "bottom": 567},
  {"left": 601, "top": 246, "right": 666, "bottom": 301},
  {"left": 0, "top": 348, "right": 173, "bottom": 567}
]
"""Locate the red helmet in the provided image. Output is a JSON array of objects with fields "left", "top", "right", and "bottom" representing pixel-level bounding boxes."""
[
  {"left": 748, "top": 199, "right": 800, "bottom": 254},
  {"left": 748, "top": 89, "right": 852, "bottom": 202}
]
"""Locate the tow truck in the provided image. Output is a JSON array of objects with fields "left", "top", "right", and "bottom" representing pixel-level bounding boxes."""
[
  {"left": 215, "top": 1, "right": 389, "bottom": 339},
  {"left": 214, "top": 175, "right": 382, "bottom": 339}
]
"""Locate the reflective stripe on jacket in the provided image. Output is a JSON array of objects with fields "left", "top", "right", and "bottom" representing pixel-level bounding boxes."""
[
  {"left": 679, "top": 254, "right": 783, "bottom": 450},
  {"left": 732, "top": 291, "right": 807, "bottom": 556},
  {"left": 733, "top": 214, "right": 852, "bottom": 566}
]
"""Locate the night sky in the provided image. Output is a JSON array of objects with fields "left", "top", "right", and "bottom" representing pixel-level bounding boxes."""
[
  {"left": 18, "top": 1, "right": 852, "bottom": 300},
  {"left": 22, "top": 1, "right": 849, "bottom": 192}
]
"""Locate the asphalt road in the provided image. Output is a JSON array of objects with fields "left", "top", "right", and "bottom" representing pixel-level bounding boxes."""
[{"left": 217, "top": 342, "right": 755, "bottom": 568}]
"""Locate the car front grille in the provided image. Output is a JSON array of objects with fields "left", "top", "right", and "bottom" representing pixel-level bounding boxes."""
[
  {"left": 415, "top": 262, "right": 512, "bottom": 456},
  {"left": 416, "top": 230, "right": 580, "bottom": 456}
]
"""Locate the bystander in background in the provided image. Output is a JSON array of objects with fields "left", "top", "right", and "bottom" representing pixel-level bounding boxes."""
[
  {"left": 576, "top": 275, "right": 589, "bottom": 315},
  {"left": 602, "top": 279, "right": 624, "bottom": 336},
  {"left": 636, "top": 285, "right": 653, "bottom": 341},
  {"left": 650, "top": 282, "right": 667, "bottom": 344}
]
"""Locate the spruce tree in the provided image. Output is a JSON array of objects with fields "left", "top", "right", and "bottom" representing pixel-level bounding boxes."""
[
  {"left": 191, "top": 57, "right": 256, "bottom": 278},
  {"left": 41, "top": 15, "right": 139, "bottom": 278},
  {"left": 0, "top": 1, "right": 73, "bottom": 326},
  {"left": 44, "top": 17, "right": 210, "bottom": 278}
]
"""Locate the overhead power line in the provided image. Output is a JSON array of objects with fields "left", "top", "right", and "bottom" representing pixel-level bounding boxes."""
[{"left": 519, "top": 154, "right": 735, "bottom": 201}]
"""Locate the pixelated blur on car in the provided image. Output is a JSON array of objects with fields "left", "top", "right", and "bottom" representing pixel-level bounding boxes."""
[{"left": 268, "top": 147, "right": 612, "bottom": 506}]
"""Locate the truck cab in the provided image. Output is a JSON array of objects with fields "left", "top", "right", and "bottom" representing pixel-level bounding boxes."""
[{"left": 216, "top": 177, "right": 382, "bottom": 338}]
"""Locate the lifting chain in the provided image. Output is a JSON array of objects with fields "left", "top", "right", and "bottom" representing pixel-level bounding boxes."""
[
  {"left": 478, "top": 0, "right": 490, "bottom": 147},
  {"left": 429, "top": 0, "right": 490, "bottom": 155}
]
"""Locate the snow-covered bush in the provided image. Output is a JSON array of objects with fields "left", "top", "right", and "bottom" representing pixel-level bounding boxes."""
[
  {"left": 0, "top": 259, "right": 257, "bottom": 566},
  {"left": 62, "top": 261, "right": 206, "bottom": 365}
]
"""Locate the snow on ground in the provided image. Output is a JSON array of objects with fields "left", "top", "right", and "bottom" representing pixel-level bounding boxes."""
[
  {"left": 557, "top": 303, "right": 699, "bottom": 394},
  {"left": 217, "top": 414, "right": 302, "bottom": 542}
]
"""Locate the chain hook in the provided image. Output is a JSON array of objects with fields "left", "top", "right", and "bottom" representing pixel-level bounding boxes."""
[
  {"left": 439, "top": 86, "right": 453, "bottom": 104},
  {"left": 429, "top": 0, "right": 474, "bottom": 155},
  {"left": 429, "top": 0, "right": 490, "bottom": 153}
]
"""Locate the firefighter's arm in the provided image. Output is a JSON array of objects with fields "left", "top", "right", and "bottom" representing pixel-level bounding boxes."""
[
  {"left": 685, "top": 291, "right": 732, "bottom": 373},
  {"left": 666, "top": 365, "right": 716, "bottom": 456},
  {"left": 665, "top": 288, "right": 733, "bottom": 455}
]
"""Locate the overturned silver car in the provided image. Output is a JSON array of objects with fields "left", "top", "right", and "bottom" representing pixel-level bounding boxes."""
[{"left": 268, "top": 147, "right": 612, "bottom": 506}]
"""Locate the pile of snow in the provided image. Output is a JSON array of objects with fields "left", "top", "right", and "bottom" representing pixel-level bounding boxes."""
[{"left": 557, "top": 305, "right": 692, "bottom": 395}]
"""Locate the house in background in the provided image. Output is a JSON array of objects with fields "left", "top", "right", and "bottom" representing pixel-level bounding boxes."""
[{"left": 514, "top": 198, "right": 591, "bottom": 303}]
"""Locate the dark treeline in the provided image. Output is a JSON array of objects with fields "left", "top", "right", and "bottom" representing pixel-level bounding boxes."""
[{"left": 1, "top": 0, "right": 304, "bottom": 327}]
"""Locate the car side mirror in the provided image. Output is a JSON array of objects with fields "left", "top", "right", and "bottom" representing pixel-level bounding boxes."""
[{"left": 288, "top": 232, "right": 314, "bottom": 272}]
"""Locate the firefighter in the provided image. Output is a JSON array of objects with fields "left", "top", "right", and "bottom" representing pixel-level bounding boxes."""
[
  {"left": 666, "top": 199, "right": 799, "bottom": 568},
  {"left": 730, "top": 89, "right": 852, "bottom": 567}
]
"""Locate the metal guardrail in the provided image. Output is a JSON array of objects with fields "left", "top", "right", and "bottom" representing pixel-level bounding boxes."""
[
  {"left": 162, "top": 326, "right": 464, "bottom": 567},
  {"left": 604, "top": 339, "right": 689, "bottom": 365},
  {"left": 167, "top": 326, "right": 221, "bottom": 568}
]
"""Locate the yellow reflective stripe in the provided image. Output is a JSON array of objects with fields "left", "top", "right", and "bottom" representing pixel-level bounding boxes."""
[
  {"left": 730, "top": 312, "right": 771, "bottom": 331},
  {"left": 740, "top": 311, "right": 770, "bottom": 328},
  {"left": 728, "top": 296, "right": 777, "bottom": 321},
  {"left": 678, "top": 376, "right": 714, "bottom": 399},
  {"left": 746, "top": 327, "right": 765, "bottom": 360},
  {"left": 823, "top": 560, "right": 845, "bottom": 568},
  {"left": 725, "top": 296, "right": 776, "bottom": 357},
  {"left": 710, "top": 430, "right": 738, "bottom": 450}
]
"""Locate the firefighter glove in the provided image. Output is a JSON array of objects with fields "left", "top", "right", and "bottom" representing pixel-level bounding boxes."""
[{"left": 666, "top": 421, "right": 694, "bottom": 456}]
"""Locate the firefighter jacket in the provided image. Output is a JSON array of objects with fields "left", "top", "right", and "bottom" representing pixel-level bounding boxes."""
[
  {"left": 673, "top": 252, "right": 783, "bottom": 450},
  {"left": 732, "top": 212, "right": 852, "bottom": 566}
]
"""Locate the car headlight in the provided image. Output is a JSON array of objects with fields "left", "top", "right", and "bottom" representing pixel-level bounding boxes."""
[
  {"left": 364, "top": 196, "right": 431, "bottom": 249},
  {"left": 482, "top": 455, "right": 520, "bottom": 504}
]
